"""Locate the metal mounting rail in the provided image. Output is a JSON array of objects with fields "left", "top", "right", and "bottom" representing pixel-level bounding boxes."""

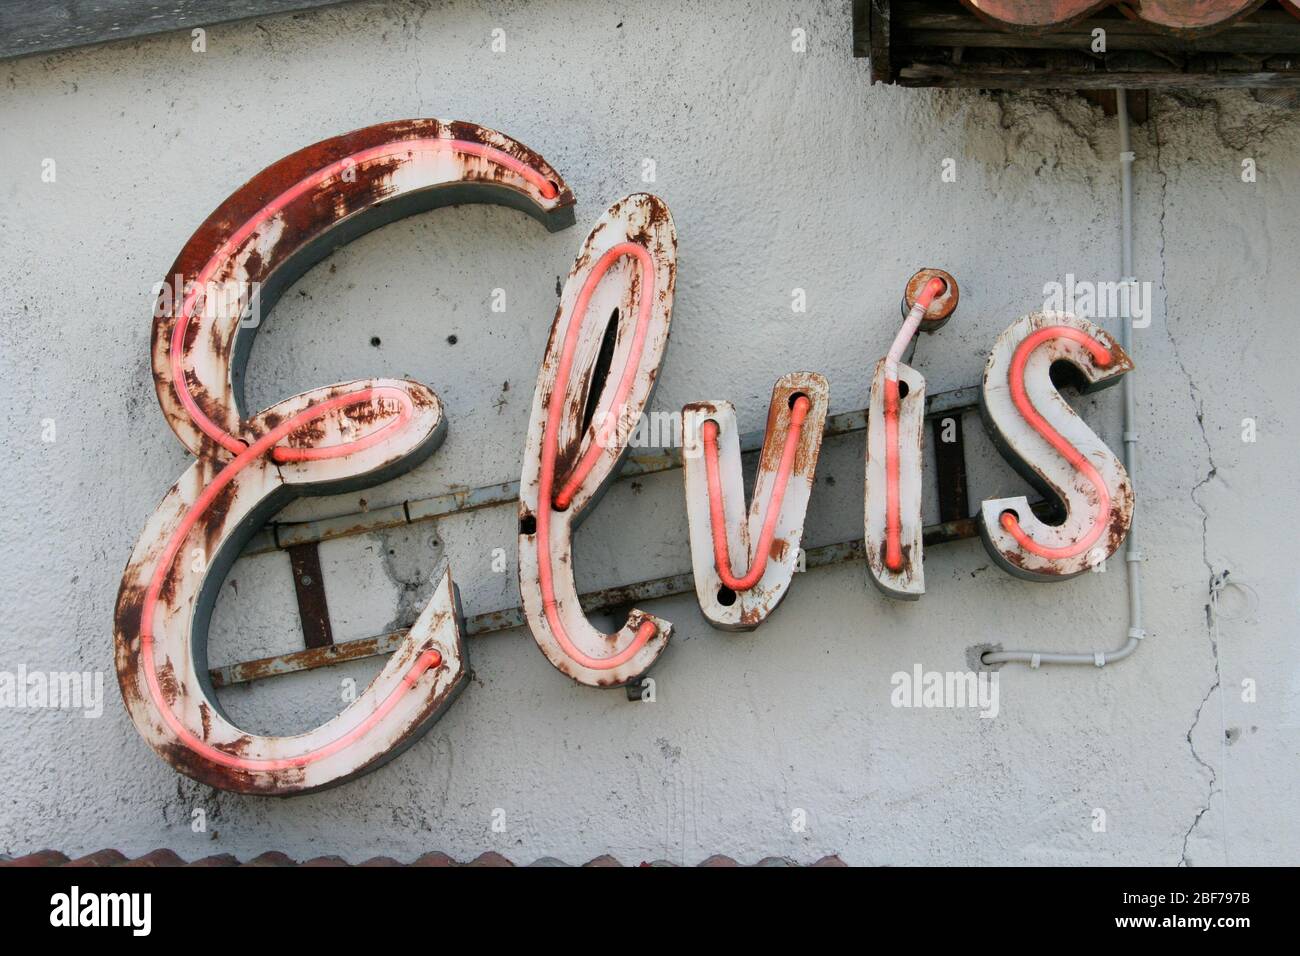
[
  {"left": 242, "top": 384, "right": 981, "bottom": 556},
  {"left": 210, "top": 501, "right": 1058, "bottom": 689},
  {"left": 213, "top": 383, "right": 1000, "bottom": 688}
]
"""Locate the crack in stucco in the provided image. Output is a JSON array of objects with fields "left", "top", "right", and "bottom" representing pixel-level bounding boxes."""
[
  {"left": 400, "top": 1, "right": 433, "bottom": 109},
  {"left": 1181, "top": 661, "right": 1221, "bottom": 867},
  {"left": 1152, "top": 101, "right": 1224, "bottom": 868}
]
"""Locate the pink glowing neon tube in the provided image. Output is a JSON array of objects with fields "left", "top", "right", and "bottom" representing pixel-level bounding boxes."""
[
  {"left": 1000, "top": 325, "right": 1114, "bottom": 560},
  {"left": 139, "top": 386, "right": 442, "bottom": 771},
  {"left": 536, "top": 243, "right": 658, "bottom": 669},
  {"left": 701, "top": 396, "right": 811, "bottom": 591},
  {"left": 883, "top": 276, "right": 944, "bottom": 572},
  {"left": 169, "top": 138, "right": 556, "bottom": 461}
]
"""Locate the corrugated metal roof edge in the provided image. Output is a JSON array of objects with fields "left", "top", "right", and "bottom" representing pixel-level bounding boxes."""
[{"left": 0, "top": 849, "right": 848, "bottom": 868}]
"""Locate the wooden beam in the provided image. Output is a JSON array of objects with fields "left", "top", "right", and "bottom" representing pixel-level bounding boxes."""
[
  {"left": 871, "top": 0, "right": 894, "bottom": 84},
  {"left": 0, "top": 0, "right": 361, "bottom": 60},
  {"left": 852, "top": 0, "right": 873, "bottom": 57}
]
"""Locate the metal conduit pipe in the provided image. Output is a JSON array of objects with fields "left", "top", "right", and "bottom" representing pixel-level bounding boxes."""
[{"left": 983, "top": 88, "right": 1146, "bottom": 669}]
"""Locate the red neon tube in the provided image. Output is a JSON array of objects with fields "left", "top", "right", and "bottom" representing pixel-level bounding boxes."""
[
  {"left": 139, "top": 386, "right": 441, "bottom": 771},
  {"left": 701, "top": 396, "right": 811, "bottom": 591},
  {"left": 535, "top": 243, "right": 658, "bottom": 669},
  {"left": 883, "top": 276, "right": 944, "bottom": 572},
  {"left": 1000, "top": 325, "right": 1113, "bottom": 560},
  {"left": 169, "top": 138, "right": 556, "bottom": 462}
]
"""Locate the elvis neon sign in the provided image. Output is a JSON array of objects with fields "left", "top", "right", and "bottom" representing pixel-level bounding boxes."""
[{"left": 115, "top": 119, "right": 1134, "bottom": 793}]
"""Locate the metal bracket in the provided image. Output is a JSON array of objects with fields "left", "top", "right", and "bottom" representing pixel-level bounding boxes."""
[
  {"left": 208, "top": 382, "right": 1028, "bottom": 689},
  {"left": 286, "top": 542, "right": 334, "bottom": 649},
  {"left": 930, "top": 410, "right": 970, "bottom": 523}
]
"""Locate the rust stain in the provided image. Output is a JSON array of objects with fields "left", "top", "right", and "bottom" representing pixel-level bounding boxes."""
[
  {"left": 154, "top": 119, "right": 575, "bottom": 454},
  {"left": 155, "top": 562, "right": 179, "bottom": 607},
  {"left": 408, "top": 387, "right": 438, "bottom": 411},
  {"left": 155, "top": 661, "right": 180, "bottom": 705},
  {"left": 200, "top": 479, "right": 240, "bottom": 558},
  {"left": 757, "top": 395, "right": 791, "bottom": 475},
  {"left": 906, "top": 267, "right": 959, "bottom": 327},
  {"left": 114, "top": 581, "right": 146, "bottom": 650}
]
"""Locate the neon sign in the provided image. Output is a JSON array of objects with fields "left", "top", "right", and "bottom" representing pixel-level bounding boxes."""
[
  {"left": 517, "top": 193, "right": 677, "bottom": 687},
  {"left": 682, "top": 373, "right": 830, "bottom": 629},
  {"left": 978, "top": 312, "right": 1135, "bottom": 580},
  {"left": 115, "top": 120, "right": 573, "bottom": 794},
  {"left": 116, "top": 118, "right": 1135, "bottom": 793},
  {"left": 865, "top": 269, "right": 958, "bottom": 599}
]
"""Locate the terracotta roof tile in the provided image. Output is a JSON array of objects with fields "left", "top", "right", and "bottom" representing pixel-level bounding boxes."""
[
  {"left": 7, "top": 850, "right": 69, "bottom": 866},
  {"left": 64, "top": 850, "right": 128, "bottom": 867},
  {"left": 119, "top": 849, "right": 185, "bottom": 867},
  {"left": 959, "top": 0, "right": 1266, "bottom": 33}
]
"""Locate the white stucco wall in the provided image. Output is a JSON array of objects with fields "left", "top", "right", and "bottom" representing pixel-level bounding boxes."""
[{"left": 1, "top": 0, "right": 1296, "bottom": 865}]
